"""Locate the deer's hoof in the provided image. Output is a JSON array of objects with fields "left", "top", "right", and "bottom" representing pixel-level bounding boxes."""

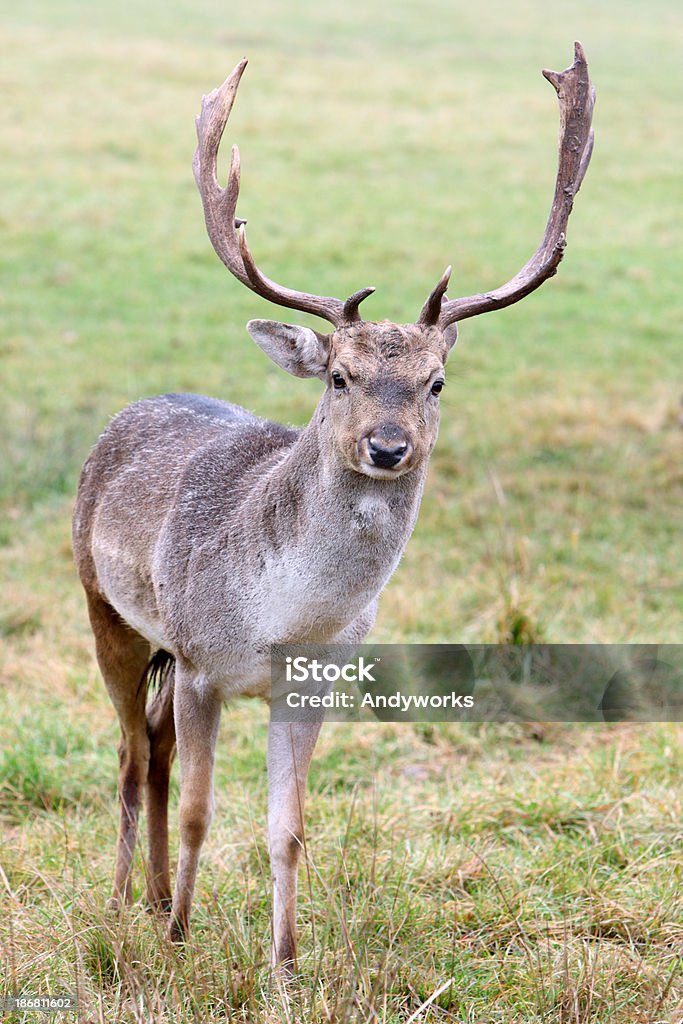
[{"left": 166, "top": 916, "right": 188, "bottom": 944}]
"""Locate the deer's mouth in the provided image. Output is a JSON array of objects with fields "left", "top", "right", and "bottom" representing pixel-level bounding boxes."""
[{"left": 355, "top": 461, "right": 413, "bottom": 480}]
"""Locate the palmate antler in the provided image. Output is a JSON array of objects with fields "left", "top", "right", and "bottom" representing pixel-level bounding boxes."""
[
  {"left": 193, "top": 59, "right": 375, "bottom": 328},
  {"left": 419, "top": 42, "right": 595, "bottom": 328},
  {"left": 194, "top": 44, "right": 595, "bottom": 331}
]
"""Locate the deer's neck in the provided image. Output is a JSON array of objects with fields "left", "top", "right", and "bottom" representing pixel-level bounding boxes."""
[{"left": 232, "top": 405, "right": 428, "bottom": 642}]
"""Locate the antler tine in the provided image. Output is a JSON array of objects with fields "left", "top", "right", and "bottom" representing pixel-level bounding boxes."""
[
  {"left": 430, "top": 42, "right": 595, "bottom": 328},
  {"left": 194, "top": 60, "right": 373, "bottom": 328},
  {"left": 343, "top": 287, "right": 377, "bottom": 323},
  {"left": 418, "top": 266, "right": 452, "bottom": 326}
]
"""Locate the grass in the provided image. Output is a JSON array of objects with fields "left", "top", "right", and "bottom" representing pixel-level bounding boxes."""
[
  {"left": 2, "top": 709, "right": 681, "bottom": 1021},
  {"left": 0, "top": 0, "right": 681, "bottom": 1020}
]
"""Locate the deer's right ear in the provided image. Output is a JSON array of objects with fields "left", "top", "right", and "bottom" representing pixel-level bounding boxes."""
[{"left": 246, "top": 320, "right": 330, "bottom": 379}]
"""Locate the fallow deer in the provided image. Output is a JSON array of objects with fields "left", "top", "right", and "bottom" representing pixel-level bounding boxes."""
[{"left": 72, "top": 43, "right": 594, "bottom": 968}]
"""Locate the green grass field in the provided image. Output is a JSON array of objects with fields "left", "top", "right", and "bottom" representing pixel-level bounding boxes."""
[{"left": 1, "top": 0, "right": 681, "bottom": 1020}]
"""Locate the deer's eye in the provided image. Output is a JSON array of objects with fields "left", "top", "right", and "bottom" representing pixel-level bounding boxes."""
[
  {"left": 331, "top": 371, "right": 347, "bottom": 390},
  {"left": 430, "top": 380, "right": 445, "bottom": 397}
]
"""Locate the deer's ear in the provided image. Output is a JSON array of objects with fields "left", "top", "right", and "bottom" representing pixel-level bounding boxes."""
[
  {"left": 443, "top": 323, "right": 458, "bottom": 351},
  {"left": 246, "top": 320, "right": 330, "bottom": 379}
]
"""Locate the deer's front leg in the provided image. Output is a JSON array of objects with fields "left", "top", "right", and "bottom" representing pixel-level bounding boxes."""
[
  {"left": 267, "top": 719, "right": 322, "bottom": 970},
  {"left": 168, "top": 663, "right": 222, "bottom": 942}
]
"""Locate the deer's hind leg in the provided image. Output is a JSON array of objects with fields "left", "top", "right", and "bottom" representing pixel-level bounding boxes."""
[
  {"left": 145, "top": 661, "right": 176, "bottom": 911},
  {"left": 86, "top": 592, "right": 151, "bottom": 908}
]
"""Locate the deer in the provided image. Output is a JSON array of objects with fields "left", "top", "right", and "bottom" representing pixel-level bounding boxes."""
[{"left": 72, "top": 43, "right": 594, "bottom": 970}]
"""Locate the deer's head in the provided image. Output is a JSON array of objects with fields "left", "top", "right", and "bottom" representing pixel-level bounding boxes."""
[
  {"left": 194, "top": 48, "right": 594, "bottom": 480},
  {"left": 245, "top": 318, "right": 456, "bottom": 478}
]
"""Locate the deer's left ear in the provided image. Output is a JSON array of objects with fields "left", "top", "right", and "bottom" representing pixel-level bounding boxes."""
[
  {"left": 246, "top": 320, "right": 330, "bottom": 379},
  {"left": 443, "top": 323, "right": 458, "bottom": 351}
]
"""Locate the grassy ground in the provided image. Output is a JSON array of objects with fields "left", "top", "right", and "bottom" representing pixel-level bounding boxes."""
[{"left": 0, "top": 0, "right": 681, "bottom": 1020}]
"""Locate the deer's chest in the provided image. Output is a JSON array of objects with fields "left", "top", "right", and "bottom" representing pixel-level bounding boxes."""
[{"left": 249, "top": 495, "right": 402, "bottom": 640}]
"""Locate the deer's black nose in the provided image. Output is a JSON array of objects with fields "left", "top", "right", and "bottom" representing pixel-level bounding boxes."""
[{"left": 367, "top": 426, "right": 410, "bottom": 469}]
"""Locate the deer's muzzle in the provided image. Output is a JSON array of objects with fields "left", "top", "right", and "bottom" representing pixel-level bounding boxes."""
[{"left": 359, "top": 424, "right": 413, "bottom": 473}]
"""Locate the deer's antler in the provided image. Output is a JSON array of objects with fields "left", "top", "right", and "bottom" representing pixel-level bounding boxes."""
[
  {"left": 193, "top": 59, "right": 374, "bottom": 328},
  {"left": 419, "top": 42, "right": 595, "bottom": 328}
]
